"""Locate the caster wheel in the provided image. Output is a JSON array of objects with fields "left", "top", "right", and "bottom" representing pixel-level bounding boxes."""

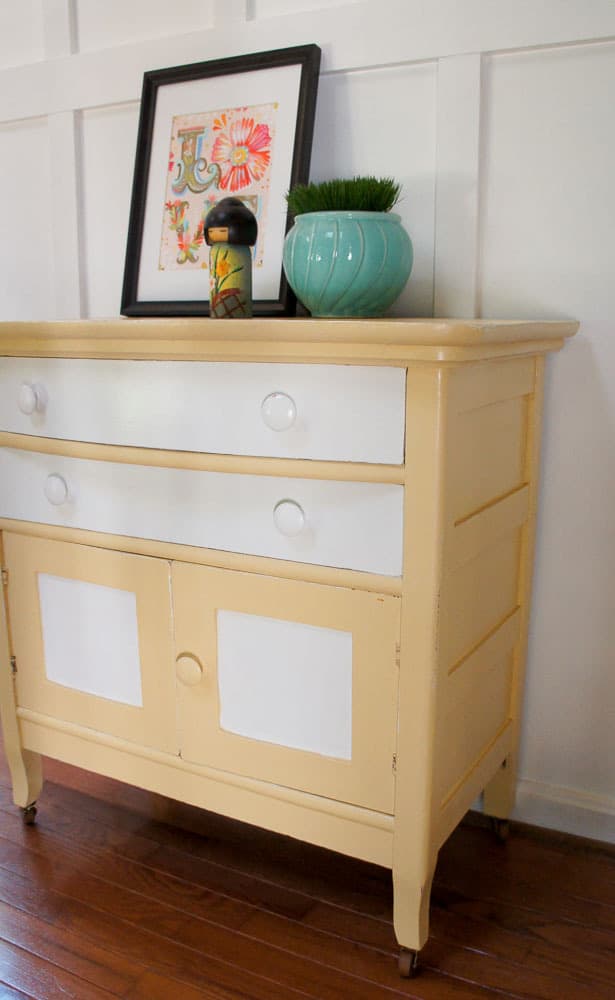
[
  {"left": 22, "top": 804, "right": 37, "bottom": 826},
  {"left": 490, "top": 817, "right": 510, "bottom": 842},
  {"left": 398, "top": 947, "right": 419, "bottom": 978}
]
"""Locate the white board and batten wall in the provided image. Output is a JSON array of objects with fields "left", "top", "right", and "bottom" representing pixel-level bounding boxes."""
[{"left": 1, "top": 0, "right": 614, "bottom": 842}]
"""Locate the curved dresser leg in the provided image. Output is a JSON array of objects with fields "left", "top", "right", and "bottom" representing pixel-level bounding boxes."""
[
  {"left": 4, "top": 743, "right": 42, "bottom": 813},
  {"left": 1, "top": 555, "right": 44, "bottom": 814},
  {"left": 22, "top": 802, "right": 38, "bottom": 826},
  {"left": 398, "top": 946, "right": 420, "bottom": 978},
  {"left": 393, "top": 867, "right": 435, "bottom": 978},
  {"left": 483, "top": 754, "right": 515, "bottom": 841}
]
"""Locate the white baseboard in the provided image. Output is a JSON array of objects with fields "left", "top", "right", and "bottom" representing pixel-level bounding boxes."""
[{"left": 511, "top": 779, "right": 615, "bottom": 844}]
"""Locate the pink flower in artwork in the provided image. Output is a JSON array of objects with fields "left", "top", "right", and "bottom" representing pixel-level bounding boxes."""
[{"left": 211, "top": 117, "right": 271, "bottom": 192}]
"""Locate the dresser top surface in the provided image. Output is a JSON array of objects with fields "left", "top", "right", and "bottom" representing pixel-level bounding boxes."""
[{"left": 0, "top": 317, "right": 578, "bottom": 363}]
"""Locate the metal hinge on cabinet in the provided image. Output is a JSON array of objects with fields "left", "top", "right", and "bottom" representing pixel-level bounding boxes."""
[
  {"left": 1, "top": 568, "right": 8, "bottom": 587},
  {"left": 395, "top": 642, "right": 401, "bottom": 669},
  {"left": 10, "top": 657, "right": 17, "bottom": 675},
  {"left": 392, "top": 753, "right": 397, "bottom": 773}
]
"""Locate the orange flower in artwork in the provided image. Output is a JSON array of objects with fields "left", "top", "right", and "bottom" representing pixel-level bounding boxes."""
[{"left": 211, "top": 117, "right": 271, "bottom": 192}]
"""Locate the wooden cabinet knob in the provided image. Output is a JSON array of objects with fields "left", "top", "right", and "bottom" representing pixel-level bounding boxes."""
[{"left": 176, "top": 653, "right": 204, "bottom": 686}]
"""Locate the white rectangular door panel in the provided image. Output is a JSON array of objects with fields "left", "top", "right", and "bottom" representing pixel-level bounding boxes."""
[
  {"left": 38, "top": 574, "right": 143, "bottom": 706},
  {"left": 217, "top": 610, "right": 352, "bottom": 759}
]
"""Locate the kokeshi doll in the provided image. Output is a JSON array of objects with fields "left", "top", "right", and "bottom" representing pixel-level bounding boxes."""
[{"left": 204, "top": 197, "right": 258, "bottom": 318}]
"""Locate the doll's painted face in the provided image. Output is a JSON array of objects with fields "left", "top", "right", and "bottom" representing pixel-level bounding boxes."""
[{"left": 206, "top": 226, "right": 229, "bottom": 243}]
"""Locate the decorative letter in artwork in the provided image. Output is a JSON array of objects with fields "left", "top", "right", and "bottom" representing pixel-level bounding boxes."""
[{"left": 160, "top": 104, "right": 275, "bottom": 275}]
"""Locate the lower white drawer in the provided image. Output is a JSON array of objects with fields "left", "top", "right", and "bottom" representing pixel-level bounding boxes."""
[{"left": 0, "top": 449, "right": 404, "bottom": 576}]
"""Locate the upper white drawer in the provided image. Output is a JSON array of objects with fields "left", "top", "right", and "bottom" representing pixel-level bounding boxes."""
[{"left": 0, "top": 358, "right": 406, "bottom": 464}]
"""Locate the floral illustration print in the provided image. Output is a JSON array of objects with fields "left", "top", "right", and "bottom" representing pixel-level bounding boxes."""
[
  {"left": 159, "top": 103, "right": 276, "bottom": 273},
  {"left": 211, "top": 114, "right": 272, "bottom": 192}
]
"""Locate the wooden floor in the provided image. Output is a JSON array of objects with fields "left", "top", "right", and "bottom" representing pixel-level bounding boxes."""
[{"left": 0, "top": 746, "right": 614, "bottom": 999}]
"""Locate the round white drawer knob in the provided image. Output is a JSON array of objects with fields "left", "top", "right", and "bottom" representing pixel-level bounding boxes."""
[
  {"left": 44, "top": 474, "right": 69, "bottom": 506},
  {"left": 261, "top": 392, "right": 297, "bottom": 431},
  {"left": 18, "top": 382, "right": 46, "bottom": 415},
  {"left": 176, "top": 654, "right": 204, "bottom": 686},
  {"left": 273, "top": 499, "right": 306, "bottom": 537}
]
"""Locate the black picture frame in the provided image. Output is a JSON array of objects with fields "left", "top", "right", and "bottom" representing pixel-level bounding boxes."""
[{"left": 120, "top": 44, "right": 321, "bottom": 318}]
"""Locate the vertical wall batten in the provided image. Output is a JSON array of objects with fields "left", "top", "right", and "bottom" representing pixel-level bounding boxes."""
[
  {"left": 433, "top": 53, "right": 482, "bottom": 318},
  {"left": 43, "top": 0, "right": 83, "bottom": 319},
  {"left": 213, "top": 0, "right": 250, "bottom": 26},
  {"left": 42, "top": 0, "right": 76, "bottom": 58}
]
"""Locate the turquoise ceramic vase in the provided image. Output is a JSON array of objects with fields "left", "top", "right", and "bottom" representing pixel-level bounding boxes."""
[{"left": 282, "top": 210, "right": 413, "bottom": 317}]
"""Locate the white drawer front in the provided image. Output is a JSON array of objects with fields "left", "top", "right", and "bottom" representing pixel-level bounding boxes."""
[
  {"left": 0, "top": 449, "right": 404, "bottom": 576},
  {"left": 0, "top": 358, "right": 406, "bottom": 464}
]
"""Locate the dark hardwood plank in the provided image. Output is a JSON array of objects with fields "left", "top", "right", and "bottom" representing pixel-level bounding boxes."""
[
  {"left": 0, "top": 802, "right": 595, "bottom": 1000},
  {"left": 0, "top": 938, "right": 117, "bottom": 1000},
  {"left": 0, "top": 782, "right": 521, "bottom": 1000},
  {"left": 0, "top": 902, "right": 226, "bottom": 1000},
  {"left": 439, "top": 822, "right": 615, "bottom": 905},
  {"left": 432, "top": 884, "right": 615, "bottom": 975},
  {"left": 2, "top": 744, "right": 615, "bottom": 999},
  {"left": 434, "top": 832, "right": 615, "bottom": 932},
  {"left": 0, "top": 983, "right": 34, "bottom": 999},
  {"left": 0, "top": 841, "right": 483, "bottom": 1000},
  {"left": 16, "top": 773, "right": 394, "bottom": 918},
  {"left": 0, "top": 782, "right": 313, "bottom": 922},
  {"left": 0, "top": 898, "right": 150, "bottom": 997},
  {"left": 0, "top": 867, "right": 309, "bottom": 1000},
  {"left": 122, "top": 970, "right": 263, "bottom": 1000}
]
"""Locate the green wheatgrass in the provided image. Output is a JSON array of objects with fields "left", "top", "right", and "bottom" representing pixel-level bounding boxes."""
[{"left": 286, "top": 176, "right": 402, "bottom": 216}]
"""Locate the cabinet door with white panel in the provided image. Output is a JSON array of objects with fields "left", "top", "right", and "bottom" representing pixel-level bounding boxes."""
[
  {"left": 3, "top": 531, "right": 400, "bottom": 814},
  {"left": 172, "top": 561, "right": 401, "bottom": 813},
  {"left": 3, "top": 532, "right": 178, "bottom": 754}
]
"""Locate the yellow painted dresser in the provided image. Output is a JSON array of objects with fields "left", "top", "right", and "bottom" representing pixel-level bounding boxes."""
[{"left": 0, "top": 317, "right": 577, "bottom": 974}]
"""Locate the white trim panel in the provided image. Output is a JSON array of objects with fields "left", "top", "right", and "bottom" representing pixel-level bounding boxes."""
[
  {"left": 0, "top": 448, "right": 404, "bottom": 575},
  {"left": 513, "top": 778, "right": 615, "bottom": 844},
  {"left": 2, "top": 1, "right": 615, "bottom": 122},
  {"left": 434, "top": 53, "right": 482, "bottom": 318}
]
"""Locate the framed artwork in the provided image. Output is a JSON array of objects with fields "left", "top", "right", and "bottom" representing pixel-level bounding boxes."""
[{"left": 120, "top": 44, "right": 321, "bottom": 317}]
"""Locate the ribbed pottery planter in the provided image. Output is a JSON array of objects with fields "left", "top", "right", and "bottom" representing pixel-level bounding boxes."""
[{"left": 282, "top": 210, "right": 413, "bottom": 317}]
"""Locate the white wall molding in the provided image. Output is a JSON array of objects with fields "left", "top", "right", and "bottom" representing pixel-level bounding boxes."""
[
  {"left": 514, "top": 778, "right": 615, "bottom": 843},
  {"left": 47, "top": 111, "right": 84, "bottom": 318},
  {"left": 433, "top": 54, "right": 482, "bottom": 318},
  {"left": 42, "top": 0, "right": 77, "bottom": 59},
  {"left": 213, "top": 0, "right": 250, "bottom": 26},
  {"left": 1, "top": 1, "right": 615, "bottom": 123},
  {"left": 43, "top": 0, "right": 83, "bottom": 319}
]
